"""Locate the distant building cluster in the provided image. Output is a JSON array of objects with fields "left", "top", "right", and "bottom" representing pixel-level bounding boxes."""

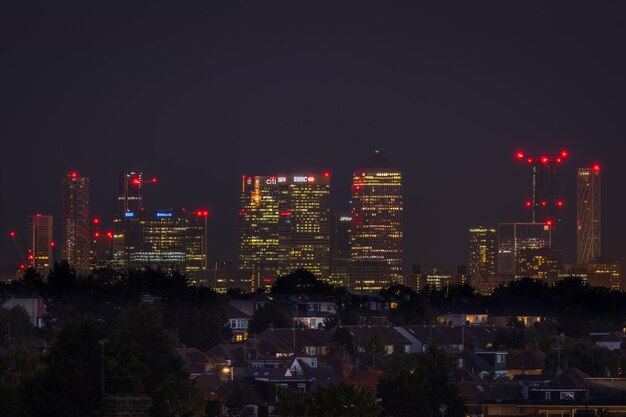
[{"left": 8, "top": 150, "right": 621, "bottom": 292}]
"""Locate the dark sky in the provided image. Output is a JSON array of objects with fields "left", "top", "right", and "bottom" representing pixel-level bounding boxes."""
[{"left": 2, "top": 2, "right": 625, "bottom": 272}]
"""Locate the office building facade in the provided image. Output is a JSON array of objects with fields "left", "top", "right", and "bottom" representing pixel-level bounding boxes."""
[
  {"left": 239, "top": 173, "right": 331, "bottom": 286},
  {"left": 497, "top": 223, "right": 551, "bottom": 279},
  {"left": 350, "top": 151, "right": 403, "bottom": 290},
  {"left": 468, "top": 227, "right": 496, "bottom": 276},
  {"left": 122, "top": 209, "right": 207, "bottom": 273},
  {"left": 27, "top": 214, "right": 53, "bottom": 274}
]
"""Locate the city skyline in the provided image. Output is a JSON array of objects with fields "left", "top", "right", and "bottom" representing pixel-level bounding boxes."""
[{"left": 2, "top": 3, "right": 626, "bottom": 273}]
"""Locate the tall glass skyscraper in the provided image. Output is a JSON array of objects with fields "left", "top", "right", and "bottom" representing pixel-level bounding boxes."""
[
  {"left": 497, "top": 222, "right": 552, "bottom": 278},
  {"left": 468, "top": 226, "right": 496, "bottom": 276},
  {"left": 62, "top": 171, "right": 91, "bottom": 273},
  {"left": 350, "top": 151, "right": 403, "bottom": 291},
  {"left": 239, "top": 173, "right": 330, "bottom": 288},
  {"left": 577, "top": 165, "right": 601, "bottom": 265}
]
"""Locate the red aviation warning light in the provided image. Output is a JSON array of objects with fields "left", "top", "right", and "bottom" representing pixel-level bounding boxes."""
[
  {"left": 131, "top": 178, "right": 141, "bottom": 186},
  {"left": 19, "top": 264, "right": 25, "bottom": 270},
  {"left": 323, "top": 172, "right": 331, "bottom": 178},
  {"left": 94, "top": 232, "right": 100, "bottom": 238},
  {"left": 70, "top": 171, "right": 79, "bottom": 179},
  {"left": 106, "top": 231, "right": 114, "bottom": 239},
  {"left": 50, "top": 241, "right": 56, "bottom": 247},
  {"left": 525, "top": 200, "right": 532, "bottom": 207},
  {"left": 9, "top": 231, "right": 15, "bottom": 237},
  {"left": 150, "top": 177, "right": 157, "bottom": 183},
  {"left": 560, "top": 150, "right": 569, "bottom": 159},
  {"left": 196, "top": 210, "right": 209, "bottom": 217},
  {"left": 515, "top": 151, "right": 525, "bottom": 160},
  {"left": 545, "top": 219, "right": 554, "bottom": 227},
  {"left": 541, "top": 201, "right": 547, "bottom": 207},
  {"left": 592, "top": 163, "right": 601, "bottom": 172},
  {"left": 556, "top": 200, "right": 564, "bottom": 207},
  {"left": 93, "top": 217, "right": 100, "bottom": 225},
  {"left": 540, "top": 156, "right": 550, "bottom": 165}
]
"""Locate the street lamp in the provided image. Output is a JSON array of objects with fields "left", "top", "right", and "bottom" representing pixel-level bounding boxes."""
[{"left": 222, "top": 366, "right": 233, "bottom": 381}]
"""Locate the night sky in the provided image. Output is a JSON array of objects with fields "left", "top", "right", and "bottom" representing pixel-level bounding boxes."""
[{"left": 2, "top": 2, "right": 625, "bottom": 272}]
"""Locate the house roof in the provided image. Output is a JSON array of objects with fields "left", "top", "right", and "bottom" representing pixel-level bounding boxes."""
[
  {"left": 174, "top": 347, "right": 209, "bottom": 375},
  {"left": 338, "top": 325, "right": 411, "bottom": 346},
  {"left": 404, "top": 325, "right": 497, "bottom": 347},
  {"left": 257, "top": 328, "right": 333, "bottom": 351},
  {"left": 508, "top": 349, "right": 546, "bottom": 371},
  {"left": 224, "top": 303, "right": 251, "bottom": 319}
]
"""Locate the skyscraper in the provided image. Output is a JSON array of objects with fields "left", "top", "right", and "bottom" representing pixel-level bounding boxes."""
[
  {"left": 123, "top": 209, "right": 207, "bottom": 273},
  {"left": 62, "top": 171, "right": 91, "bottom": 272},
  {"left": 497, "top": 223, "right": 552, "bottom": 279},
  {"left": 577, "top": 164, "right": 601, "bottom": 265},
  {"left": 468, "top": 227, "right": 496, "bottom": 276},
  {"left": 239, "top": 173, "right": 331, "bottom": 287},
  {"left": 350, "top": 151, "right": 403, "bottom": 291},
  {"left": 27, "top": 214, "right": 53, "bottom": 274}
]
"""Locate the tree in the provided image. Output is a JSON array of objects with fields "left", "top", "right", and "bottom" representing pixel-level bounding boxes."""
[
  {"left": 225, "top": 379, "right": 261, "bottom": 412},
  {"left": 19, "top": 316, "right": 103, "bottom": 417},
  {"left": 307, "top": 383, "right": 380, "bottom": 417},
  {"left": 330, "top": 327, "right": 355, "bottom": 355},
  {"left": 378, "top": 347, "right": 466, "bottom": 417},
  {"left": 248, "top": 303, "right": 292, "bottom": 334},
  {"left": 106, "top": 303, "right": 203, "bottom": 417},
  {"left": 545, "top": 338, "right": 615, "bottom": 377},
  {"left": 365, "top": 330, "right": 385, "bottom": 368},
  {"left": 271, "top": 269, "right": 334, "bottom": 295},
  {"left": 274, "top": 389, "right": 308, "bottom": 417}
]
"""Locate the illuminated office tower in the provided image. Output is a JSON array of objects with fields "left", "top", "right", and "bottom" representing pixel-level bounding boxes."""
[
  {"left": 27, "top": 214, "right": 53, "bottom": 274},
  {"left": 239, "top": 175, "right": 282, "bottom": 287},
  {"left": 350, "top": 151, "right": 403, "bottom": 291},
  {"left": 577, "top": 164, "right": 601, "bottom": 265},
  {"left": 239, "top": 173, "right": 331, "bottom": 287},
  {"left": 587, "top": 259, "right": 621, "bottom": 290},
  {"left": 62, "top": 171, "right": 91, "bottom": 272},
  {"left": 497, "top": 223, "right": 551, "bottom": 279},
  {"left": 123, "top": 209, "right": 207, "bottom": 273},
  {"left": 277, "top": 173, "right": 330, "bottom": 278},
  {"left": 468, "top": 227, "right": 496, "bottom": 276}
]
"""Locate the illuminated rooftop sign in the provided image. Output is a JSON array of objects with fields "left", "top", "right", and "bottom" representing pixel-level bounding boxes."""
[
  {"left": 125, "top": 212, "right": 135, "bottom": 218},
  {"left": 156, "top": 212, "right": 172, "bottom": 218}
]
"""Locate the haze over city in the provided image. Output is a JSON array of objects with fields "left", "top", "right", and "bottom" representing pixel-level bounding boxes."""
[{"left": 2, "top": 2, "right": 626, "bottom": 270}]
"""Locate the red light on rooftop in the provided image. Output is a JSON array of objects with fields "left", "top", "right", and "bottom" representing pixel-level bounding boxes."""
[
  {"left": 9, "top": 231, "right": 15, "bottom": 237},
  {"left": 515, "top": 151, "right": 525, "bottom": 160},
  {"left": 541, "top": 201, "right": 547, "bottom": 206},
  {"left": 19, "top": 264, "right": 25, "bottom": 270},
  {"left": 70, "top": 171, "right": 78, "bottom": 179},
  {"left": 106, "top": 231, "right": 113, "bottom": 239},
  {"left": 196, "top": 210, "right": 209, "bottom": 217},
  {"left": 323, "top": 172, "right": 330, "bottom": 178},
  {"left": 93, "top": 217, "right": 100, "bottom": 225},
  {"left": 151, "top": 178, "right": 157, "bottom": 183},
  {"left": 560, "top": 150, "right": 569, "bottom": 158},
  {"left": 525, "top": 200, "right": 532, "bottom": 207},
  {"left": 50, "top": 241, "right": 55, "bottom": 247},
  {"left": 556, "top": 157, "right": 562, "bottom": 164},
  {"left": 527, "top": 158, "right": 534, "bottom": 164},
  {"left": 36, "top": 213, "right": 41, "bottom": 217},
  {"left": 556, "top": 200, "right": 564, "bottom": 207},
  {"left": 592, "top": 164, "right": 601, "bottom": 172},
  {"left": 94, "top": 232, "right": 100, "bottom": 238},
  {"left": 545, "top": 219, "right": 554, "bottom": 227},
  {"left": 540, "top": 156, "right": 549, "bottom": 164},
  {"left": 131, "top": 178, "right": 140, "bottom": 185},
  {"left": 28, "top": 254, "right": 34, "bottom": 260}
]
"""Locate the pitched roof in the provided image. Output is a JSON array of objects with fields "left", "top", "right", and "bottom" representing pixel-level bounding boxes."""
[
  {"left": 508, "top": 349, "right": 546, "bottom": 370},
  {"left": 339, "top": 325, "right": 411, "bottom": 346},
  {"left": 224, "top": 303, "right": 251, "bottom": 319}
]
